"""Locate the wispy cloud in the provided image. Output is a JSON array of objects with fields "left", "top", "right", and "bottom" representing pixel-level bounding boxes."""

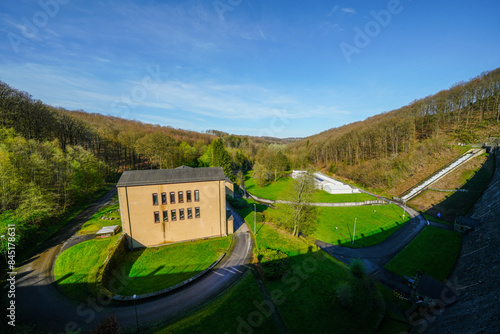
[{"left": 341, "top": 8, "right": 357, "bottom": 14}]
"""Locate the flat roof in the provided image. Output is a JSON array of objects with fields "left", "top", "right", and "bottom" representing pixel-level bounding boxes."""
[{"left": 117, "top": 167, "right": 226, "bottom": 187}]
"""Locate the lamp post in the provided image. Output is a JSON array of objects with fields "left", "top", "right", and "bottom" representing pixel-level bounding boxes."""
[
  {"left": 133, "top": 294, "right": 139, "bottom": 333},
  {"left": 352, "top": 218, "right": 357, "bottom": 245},
  {"left": 402, "top": 201, "right": 406, "bottom": 220},
  {"left": 253, "top": 204, "right": 256, "bottom": 235},
  {"left": 0, "top": 235, "right": 7, "bottom": 262}
]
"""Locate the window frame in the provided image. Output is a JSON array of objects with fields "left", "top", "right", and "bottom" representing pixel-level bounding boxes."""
[
  {"left": 154, "top": 211, "right": 160, "bottom": 223},
  {"left": 161, "top": 192, "right": 167, "bottom": 205},
  {"left": 186, "top": 190, "right": 192, "bottom": 202},
  {"left": 152, "top": 193, "right": 158, "bottom": 206},
  {"left": 195, "top": 207, "right": 200, "bottom": 218},
  {"left": 171, "top": 209, "right": 177, "bottom": 221},
  {"left": 187, "top": 207, "right": 193, "bottom": 219},
  {"left": 179, "top": 208, "right": 185, "bottom": 220},
  {"left": 170, "top": 192, "right": 176, "bottom": 204},
  {"left": 178, "top": 191, "right": 184, "bottom": 203},
  {"left": 194, "top": 190, "right": 200, "bottom": 202},
  {"left": 162, "top": 210, "right": 168, "bottom": 222}
]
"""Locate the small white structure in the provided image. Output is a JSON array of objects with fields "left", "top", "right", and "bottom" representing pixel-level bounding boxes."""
[
  {"left": 291, "top": 171, "right": 360, "bottom": 194},
  {"left": 96, "top": 225, "right": 121, "bottom": 238}
]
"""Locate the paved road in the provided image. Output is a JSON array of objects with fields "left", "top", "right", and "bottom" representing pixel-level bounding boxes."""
[{"left": 14, "top": 189, "right": 253, "bottom": 332}]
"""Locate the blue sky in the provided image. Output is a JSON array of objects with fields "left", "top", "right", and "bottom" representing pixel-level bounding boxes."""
[{"left": 0, "top": 0, "right": 499, "bottom": 138}]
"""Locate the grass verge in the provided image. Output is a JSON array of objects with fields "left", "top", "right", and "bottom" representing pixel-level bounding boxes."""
[
  {"left": 385, "top": 226, "right": 461, "bottom": 281},
  {"left": 79, "top": 198, "right": 121, "bottom": 234},
  {"left": 314, "top": 204, "right": 410, "bottom": 247},
  {"left": 54, "top": 235, "right": 119, "bottom": 301},
  {"left": 110, "top": 236, "right": 231, "bottom": 296}
]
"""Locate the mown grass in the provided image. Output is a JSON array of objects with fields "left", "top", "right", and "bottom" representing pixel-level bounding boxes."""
[
  {"left": 314, "top": 204, "right": 410, "bottom": 247},
  {"left": 309, "top": 190, "right": 375, "bottom": 203},
  {"left": 156, "top": 272, "right": 278, "bottom": 334},
  {"left": 245, "top": 173, "right": 292, "bottom": 201},
  {"left": 245, "top": 171, "right": 375, "bottom": 203},
  {"left": 79, "top": 199, "right": 121, "bottom": 234},
  {"left": 385, "top": 226, "right": 462, "bottom": 281},
  {"left": 54, "top": 235, "right": 119, "bottom": 301},
  {"left": 110, "top": 236, "right": 231, "bottom": 296}
]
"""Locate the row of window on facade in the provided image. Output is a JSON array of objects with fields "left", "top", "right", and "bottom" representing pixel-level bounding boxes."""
[
  {"left": 152, "top": 190, "right": 199, "bottom": 206},
  {"left": 154, "top": 207, "right": 200, "bottom": 223}
]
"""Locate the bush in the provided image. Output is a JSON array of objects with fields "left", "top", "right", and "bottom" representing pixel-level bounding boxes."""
[
  {"left": 226, "top": 196, "right": 248, "bottom": 210},
  {"left": 254, "top": 248, "right": 291, "bottom": 280},
  {"left": 349, "top": 258, "right": 366, "bottom": 278}
]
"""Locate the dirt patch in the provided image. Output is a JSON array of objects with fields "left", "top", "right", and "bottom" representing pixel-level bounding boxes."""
[{"left": 408, "top": 156, "right": 488, "bottom": 221}]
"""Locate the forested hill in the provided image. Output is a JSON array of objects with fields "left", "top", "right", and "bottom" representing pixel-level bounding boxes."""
[
  {"left": 0, "top": 80, "right": 280, "bottom": 255},
  {"left": 288, "top": 68, "right": 500, "bottom": 195}
]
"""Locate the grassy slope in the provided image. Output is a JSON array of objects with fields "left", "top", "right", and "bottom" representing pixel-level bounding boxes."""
[
  {"left": 385, "top": 226, "right": 461, "bottom": 281},
  {"left": 111, "top": 236, "right": 231, "bottom": 296},
  {"left": 314, "top": 204, "right": 410, "bottom": 247},
  {"left": 245, "top": 171, "right": 375, "bottom": 203},
  {"left": 255, "top": 222, "right": 386, "bottom": 334},
  {"left": 156, "top": 272, "right": 278, "bottom": 334},
  {"left": 79, "top": 200, "right": 121, "bottom": 234},
  {"left": 54, "top": 235, "right": 119, "bottom": 300},
  {"left": 409, "top": 154, "right": 495, "bottom": 222}
]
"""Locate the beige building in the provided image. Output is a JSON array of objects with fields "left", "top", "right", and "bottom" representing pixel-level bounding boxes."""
[{"left": 117, "top": 166, "right": 233, "bottom": 249}]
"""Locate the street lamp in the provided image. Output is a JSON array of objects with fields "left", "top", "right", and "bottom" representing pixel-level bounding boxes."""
[
  {"left": 133, "top": 294, "right": 139, "bottom": 333},
  {"left": 0, "top": 235, "right": 7, "bottom": 262},
  {"left": 352, "top": 218, "right": 357, "bottom": 245},
  {"left": 402, "top": 201, "right": 407, "bottom": 220}
]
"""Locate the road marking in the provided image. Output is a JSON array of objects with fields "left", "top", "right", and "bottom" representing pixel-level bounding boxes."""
[{"left": 213, "top": 271, "right": 225, "bottom": 276}]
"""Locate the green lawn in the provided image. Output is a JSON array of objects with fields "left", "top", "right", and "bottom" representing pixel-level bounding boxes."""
[
  {"left": 79, "top": 199, "right": 121, "bottom": 234},
  {"left": 110, "top": 236, "right": 231, "bottom": 296},
  {"left": 245, "top": 173, "right": 292, "bottom": 201},
  {"left": 314, "top": 204, "right": 410, "bottom": 247},
  {"left": 54, "top": 235, "right": 119, "bottom": 301},
  {"left": 385, "top": 226, "right": 462, "bottom": 281},
  {"left": 309, "top": 190, "right": 375, "bottom": 203},
  {"left": 245, "top": 170, "right": 375, "bottom": 203},
  {"left": 157, "top": 272, "right": 278, "bottom": 334}
]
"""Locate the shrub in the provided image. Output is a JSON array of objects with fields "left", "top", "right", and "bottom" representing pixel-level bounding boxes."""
[
  {"left": 349, "top": 258, "right": 366, "bottom": 278},
  {"left": 254, "top": 248, "right": 291, "bottom": 280}
]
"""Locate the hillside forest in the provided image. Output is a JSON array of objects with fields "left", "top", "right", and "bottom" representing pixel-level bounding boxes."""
[{"left": 0, "top": 67, "right": 499, "bottom": 253}]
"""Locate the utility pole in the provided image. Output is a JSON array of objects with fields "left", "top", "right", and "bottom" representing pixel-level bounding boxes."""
[{"left": 352, "top": 218, "right": 357, "bottom": 245}]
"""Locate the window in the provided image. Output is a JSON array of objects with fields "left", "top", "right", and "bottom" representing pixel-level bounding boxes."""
[
  {"left": 162, "top": 210, "right": 168, "bottom": 222},
  {"left": 179, "top": 208, "right": 185, "bottom": 220},
  {"left": 152, "top": 193, "right": 158, "bottom": 206},
  {"left": 187, "top": 208, "right": 193, "bottom": 219},
  {"left": 161, "top": 192, "right": 167, "bottom": 205},
  {"left": 178, "top": 191, "right": 184, "bottom": 203},
  {"left": 195, "top": 207, "right": 200, "bottom": 218},
  {"left": 186, "top": 190, "right": 192, "bottom": 202},
  {"left": 170, "top": 192, "right": 175, "bottom": 204},
  {"left": 194, "top": 190, "right": 200, "bottom": 202},
  {"left": 171, "top": 209, "right": 177, "bottom": 221},
  {"left": 154, "top": 211, "right": 160, "bottom": 223}
]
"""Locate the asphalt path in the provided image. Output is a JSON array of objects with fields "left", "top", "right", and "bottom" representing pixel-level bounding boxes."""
[{"left": 13, "top": 189, "right": 253, "bottom": 333}]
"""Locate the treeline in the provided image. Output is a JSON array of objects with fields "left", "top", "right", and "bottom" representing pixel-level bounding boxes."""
[
  {"left": 288, "top": 68, "right": 500, "bottom": 189},
  {"left": 0, "top": 127, "right": 106, "bottom": 248}
]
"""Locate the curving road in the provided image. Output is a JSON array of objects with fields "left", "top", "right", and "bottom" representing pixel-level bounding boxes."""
[{"left": 14, "top": 189, "right": 253, "bottom": 332}]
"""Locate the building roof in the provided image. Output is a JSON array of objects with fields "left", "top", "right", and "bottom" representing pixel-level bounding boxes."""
[{"left": 117, "top": 167, "right": 226, "bottom": 187}]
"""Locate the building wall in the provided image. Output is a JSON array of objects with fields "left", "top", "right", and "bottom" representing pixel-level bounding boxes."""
[{"left": 118, "top": 179, "right": 228, "bottom": 248}]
